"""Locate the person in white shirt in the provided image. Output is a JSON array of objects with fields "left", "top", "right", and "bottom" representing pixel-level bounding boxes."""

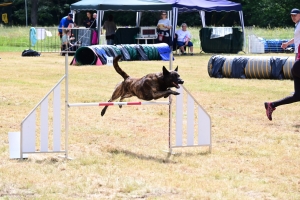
[
  {"left": 156, "top": 11, "right": 172, "bottom": 45},
  {"left": 175, "top": 23, "right": 194, "bottom": 55},
  {"left": 281, "top": 8, "right": 300, "bottom": 60}
]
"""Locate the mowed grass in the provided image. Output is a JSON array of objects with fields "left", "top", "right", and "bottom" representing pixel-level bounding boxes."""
[{"left": 1, "top": 50, "right": 300, "bottom": 199}]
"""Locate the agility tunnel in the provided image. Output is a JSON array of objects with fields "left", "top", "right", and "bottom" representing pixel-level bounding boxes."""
[
  {"left": 208, "top": 55, "right": 295, "bottom": 80},
  {"left": 71, "top": 43, "right": 171, "bottom": 65}
]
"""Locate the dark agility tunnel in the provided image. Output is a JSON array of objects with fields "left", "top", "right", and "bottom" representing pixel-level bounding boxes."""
[
  {"left": 208, "top": 55, "right": 295, "bottom": 80},
  {"left": 74, "top": 47, "right": 97, "bottom": 65}
]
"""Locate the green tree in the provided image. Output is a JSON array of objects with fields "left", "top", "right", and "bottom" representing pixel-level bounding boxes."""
[
  {"left": 237, "top": 0, "right": 300, "bottom": 27},
  {"left": 6, "top": 0, "right": 77, "bottom": 26}
]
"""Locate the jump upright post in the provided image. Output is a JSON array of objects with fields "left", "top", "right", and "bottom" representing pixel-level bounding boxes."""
[{"left": 13, "top": 53, "right": 212, "bottom": 159}]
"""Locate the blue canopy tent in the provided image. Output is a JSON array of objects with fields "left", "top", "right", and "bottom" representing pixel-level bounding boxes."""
[{"left": 161, "top": 0, "right": 245, "bottom": 44}]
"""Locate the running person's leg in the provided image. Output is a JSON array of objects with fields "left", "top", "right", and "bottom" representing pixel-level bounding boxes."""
[{"left": 265, "top": 60, "right": 300, "bottom": 120}]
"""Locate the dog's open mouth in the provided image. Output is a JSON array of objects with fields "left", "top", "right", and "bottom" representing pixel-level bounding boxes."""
[{"left": 172, "top": 82, "right": 180, "bottom": 89}]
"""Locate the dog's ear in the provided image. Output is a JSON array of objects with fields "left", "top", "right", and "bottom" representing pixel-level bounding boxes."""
[
  {"left": 162, "top": 66, "right": 170, "bottom": 75},
  {"left": 174, "top": 66, "right": 178, "bottom": 72}
]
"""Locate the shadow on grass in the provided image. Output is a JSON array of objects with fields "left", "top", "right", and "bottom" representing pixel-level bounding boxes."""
[
  {"left": 107, "top": 147, "right": 210, "bottom": 163},
  {"left": 16, "top": 155, "right": 65, "bottom": 164},
  {"left": 292, "top": 124, "right": 300, "bottom": 129},
  {"left": 107, "top": 148, "right": 175, "bottom": 163}
]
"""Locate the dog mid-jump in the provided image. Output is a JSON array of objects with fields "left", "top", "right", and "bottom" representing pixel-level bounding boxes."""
[{"left": 101, "top": 55, "right": 184, "bottom": 116}]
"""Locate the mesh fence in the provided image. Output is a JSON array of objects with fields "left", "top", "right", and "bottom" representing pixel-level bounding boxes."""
[
  {"left": 0, "top": 26, "right": 295, "bottom": 54},
  {"left": 0, "top": 26, "right": 106, "bottom": 53},
  {"left": 245, "top": 26, "right": 294, "bottom": 54}
]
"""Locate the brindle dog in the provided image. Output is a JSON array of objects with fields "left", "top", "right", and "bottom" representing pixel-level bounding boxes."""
[{"left": 101, "top": 55, "right": 184, "bottom": 116}]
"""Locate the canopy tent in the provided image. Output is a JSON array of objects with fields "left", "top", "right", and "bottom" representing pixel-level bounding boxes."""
[
  {"left": 162, "top": 0, "right": 242, "bottom": 12},
  {"left": 70, "top": 0, "right": 244, "bottom": 46},
  {"left": 70, "top": 0, "right": 173, "bottom": 11},
  {"left": 70, "top": 0, "right": 173, "bottom": 44},
  {"left": 160, "top": 0, "right": 244, "bottom": 43}
]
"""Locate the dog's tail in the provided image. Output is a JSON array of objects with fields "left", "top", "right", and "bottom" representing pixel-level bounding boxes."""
[{"left": 113, "top": 55, "right": 129, "bottom": 80}]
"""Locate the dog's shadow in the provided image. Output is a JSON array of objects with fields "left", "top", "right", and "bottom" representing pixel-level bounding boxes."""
[
  {"left": 293, "top": 124, "right": 300, "bottom": 128},
  {"left": 106, "top": 147, "right": 210, "bottom": 163},
  {"left": 292, "top": 124, "right": 300, "bottom": 133}
]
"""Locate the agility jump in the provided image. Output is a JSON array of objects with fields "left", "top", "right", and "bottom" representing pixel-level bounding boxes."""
[
  {"left": 11, "top": 54, "right": 211, "bottom": 159},
  {"left": 68, "top": 101, "right": 170, "bottom": 107}
]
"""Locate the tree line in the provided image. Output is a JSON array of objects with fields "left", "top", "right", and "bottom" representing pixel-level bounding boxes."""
[{"left": 1, "top": 0, "right": 300, "bottom": 27}]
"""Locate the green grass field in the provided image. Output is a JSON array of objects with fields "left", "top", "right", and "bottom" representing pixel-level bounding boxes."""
[{"left": 1, "top": 50, "right": 300, "bottom": 199}]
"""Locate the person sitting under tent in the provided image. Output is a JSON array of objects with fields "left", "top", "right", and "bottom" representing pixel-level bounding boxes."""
[
  {"left": 175, "top": 23, "right": 194, "bottom": 55},
  {"left": 156, "top": 11, "right": 172, "bottom": 46}
]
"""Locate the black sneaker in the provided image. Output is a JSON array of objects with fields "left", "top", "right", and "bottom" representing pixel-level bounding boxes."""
[
  {"left": 264, "top": 102, "right": 276, "bottom": 121},
  {"left": 182, "top": 52, "right": 187, "bottom": 55},
  {"left": 190, "top": 53, "right": 194, "bottom": 56}
]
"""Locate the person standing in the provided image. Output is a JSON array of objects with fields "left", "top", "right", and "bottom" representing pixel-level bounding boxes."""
[
  {"left": 175, "top": 23, "right": 194, "bottom": 55},
  {"left": 156, "top": 11, "right": 172, "bottom": 46},
  {"left": 92, "top": 13, "right": 98, "bottom": 28},
  {"left": 58, "top": 13, "right": 75, "bottom": 39},
  {"left": 281, "top": 8, "right": 300, "bottom": 60},
  {"left": 83, "top": 12, "right": 96, "bottom": 28},
  {"left": 90, "top": 12, "right": 98, "bottom": 45},
  {"left": 265, "top": 44, "right": 300, "bottom": 121},
  {"left": 103, "top": 14, "right": 117, "bottom": 45}
]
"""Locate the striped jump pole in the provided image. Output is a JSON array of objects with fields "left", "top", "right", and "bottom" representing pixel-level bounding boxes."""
[{"left": 68, "top": 101, "right": 170, "bottom": 107}]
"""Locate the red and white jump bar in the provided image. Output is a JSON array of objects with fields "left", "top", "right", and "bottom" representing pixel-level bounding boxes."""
[{"left": 68, "top": 101, "right": 170, "bottom": 107}]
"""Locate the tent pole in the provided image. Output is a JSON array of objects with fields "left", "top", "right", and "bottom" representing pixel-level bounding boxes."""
[
  {"left": 25, "top": 0, "right": 28, "bottom": 27},
  {"left": 200, "top": 11, "right": 206, "bottom": 27},
  {"left": 98, "top": 11, "right": 102, "bottom": 44},
  {"left": 239, "top": 11, "right": 246, "bottom": 53}
]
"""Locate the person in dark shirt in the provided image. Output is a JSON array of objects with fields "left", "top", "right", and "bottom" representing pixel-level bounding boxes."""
[{"left": 83, "top": 11, "right": 96, "bottom": 29}]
